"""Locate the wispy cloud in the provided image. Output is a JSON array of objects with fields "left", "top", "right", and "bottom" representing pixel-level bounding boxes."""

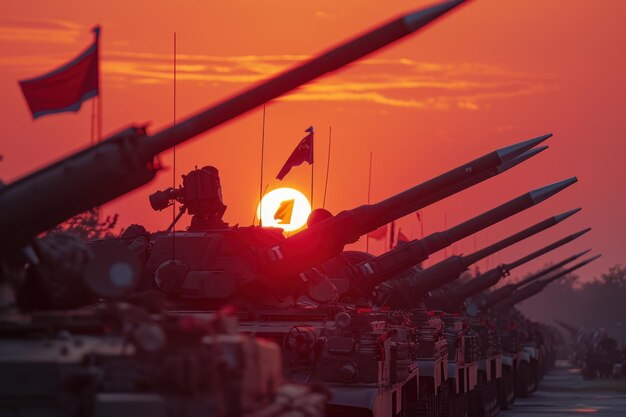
[
  {"left": 0, "top": 45, "right": 549, "bottom": 110},
  {"left": 0, "top": 18, "right": 85, "bottom": 44},
  {"left": 315, "top": 11, "right": 336, "bottom": 20}
]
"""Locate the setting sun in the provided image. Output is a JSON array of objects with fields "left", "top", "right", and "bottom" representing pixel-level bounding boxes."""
[{"left": 257, "top": 187, "right": 311, "bottom": 232}]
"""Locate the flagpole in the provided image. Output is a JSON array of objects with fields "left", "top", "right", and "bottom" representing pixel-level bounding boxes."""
[
  {"left": 443, "top": 212, "right": 447, "bottom": 259},
  {"left": 96, "top": 27, "right": 102, "bottom": 142},
  {"left": 310, "top": 129, "right": 314, "bottom": 208},
  {"left": 90, "top": 99, "right": 96, "bottom": 145},
  {"left": 259, "top": 104, "right": 266, "bottom": 226},
  {"left": 172, "top": 32, "right": 177, "bottom": 263},
  {"left": 322, "top": 126, "right": 332, "bottom": 209},
  {"left": 420, "top": 211, "right": 424, "bottom": 238},
  {"left": 366, "top": 151, "right": 372, "bottom": 253}
]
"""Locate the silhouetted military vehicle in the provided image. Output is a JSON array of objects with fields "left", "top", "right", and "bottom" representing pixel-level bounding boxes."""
[{"left": 1, "top": 2, "right": 483, "bottom": 415}]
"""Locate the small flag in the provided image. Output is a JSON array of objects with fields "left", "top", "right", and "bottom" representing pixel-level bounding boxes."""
[
  {"left": 368, "top": 224, "right": 387, "bottom": 240},
  {"left": 276, "top": 126, "right": 314, "bottom": 180},
  {"left": 19, "top": 26, "right": 100, "bottom": 119},
  {"left": 389, "top": 221, "right": 396, "bottom": 249},
  {"left": 274, "top": 199, "right": 295, "bottom": 224},
  {"left": 397, "top": 228, "right": 410, "bottom": 245},
  {"left": 416, "top": 211, "right": 421, "bottom": 222}
]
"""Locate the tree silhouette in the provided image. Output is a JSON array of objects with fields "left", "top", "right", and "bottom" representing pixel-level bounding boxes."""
[{"left": 47, "top": 208, "right": 118, "bottom": 240}]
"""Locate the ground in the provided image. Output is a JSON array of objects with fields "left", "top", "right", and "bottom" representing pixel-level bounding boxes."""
[{"left": 502, "top": 360, "right": 626, "bottom": 416}]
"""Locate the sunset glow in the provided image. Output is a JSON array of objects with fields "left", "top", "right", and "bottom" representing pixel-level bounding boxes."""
[
  {"left": 257, "top": 187, "right": 311, "bottom": 232},
  {"left": 0, "top": 0, "right": 625, "bottom": 281}
]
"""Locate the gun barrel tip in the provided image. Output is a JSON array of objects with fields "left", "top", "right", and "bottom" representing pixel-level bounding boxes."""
[
  {"left": 555, "top": 207, "right": 582, "bottom": 222},
  {"left": 530, "top": 177, "right": 578, "bottom": 204}
]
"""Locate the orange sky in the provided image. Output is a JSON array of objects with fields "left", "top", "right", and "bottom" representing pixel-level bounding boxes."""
[{"left": 1, "top": 0, "right": 625, "bottom": 282}]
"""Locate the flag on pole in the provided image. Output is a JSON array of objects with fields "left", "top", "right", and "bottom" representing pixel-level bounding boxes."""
[
  {"left": 368, "top": 224, "right": 387, "bottom": 240},
  {"left": 416, "top": 211, "right": 421, "bottom": 222},
  {"left": 19, "top": 26, "right": 100, "bottom": 119},
  {"left": 276, "top": 126, "right": 314, "bottom": 180},
  {"left": 274, "top": 199, "right": 295, "bottom": 224},
  {"left": 397, "top": 228, "right": 410, "bottom": 245}
]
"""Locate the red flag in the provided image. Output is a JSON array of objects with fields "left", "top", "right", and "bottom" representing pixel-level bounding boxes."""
[
  {"left": 368, "top": 224, "right": 387, "bottom": 240},
  {"left": 276, "top": 126, "right": 314, "bottom": 180},
  {"left": 416, "top": 211, "right": 421, "bottom": 222},
  {"left": 19, "top": 26, "right": 100, "bottom": 119},
  {"left": 397, "top": 228, "right": 410, "bottom": 244}
]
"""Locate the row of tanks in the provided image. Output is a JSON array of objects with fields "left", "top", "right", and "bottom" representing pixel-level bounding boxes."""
[
  {"left": 0, "top": 0, "right": 600, "bottom": 416},
  {"left": 114, "top": 149, "right": 597, "bottom": 417}
]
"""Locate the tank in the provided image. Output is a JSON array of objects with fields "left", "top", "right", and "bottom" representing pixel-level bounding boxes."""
[
  {"left": 306, "top": 180, "right": 577, "bottom": 417},
  {"left": 127, "top": 133, "right": 547, "bottom": 417},
  {"left": 134, "top": 135, "right": 550, "bottom": 310}
]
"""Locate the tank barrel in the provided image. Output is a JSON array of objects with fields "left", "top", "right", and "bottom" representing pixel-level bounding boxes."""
[
  {"left": 540, "top": 254, "right": 601, "bottom": 287},
  {"left": 462, "top": 208, "right": 580, "bottom": 266},
  {"left": 376, "top": 178, "right": 577, "bottom": 293},
  {"left": 0, "top": 0, "right": 467, "bottom": 250},
  {"left": 506, "top": 226, "right": 590, "bottom": 270},
  {"left": 414, "top": 208, "right": 581, "bottom": 304},
  {"left": 449, "top": 229, "right": 589, "bottom": 304},
  {"left": 441, "top": 177, "right": 577, "bottom": 246},
  {"left": 145, "top": 0, "right": 470, "bottom": 156},
  {"left": 372, "top": 135, "right": 551, "bottom": 226},
  {"left": 348, "top": 178, "right": 576, "bottom": 293},
  {"left": 516, "top": 247, "right": 591, "bottom": 287},
  {"left": 494, "top": 254, "right": 600, "bottom": 309},
  {"left": 480, "top": 249, "right": 590, "bottom": 308},
  {"left": 266, "top": 137, "right": 550, "bottom": 278},
  {"left": 397, "top": 145, "right": 548, "bottom": 213}
]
